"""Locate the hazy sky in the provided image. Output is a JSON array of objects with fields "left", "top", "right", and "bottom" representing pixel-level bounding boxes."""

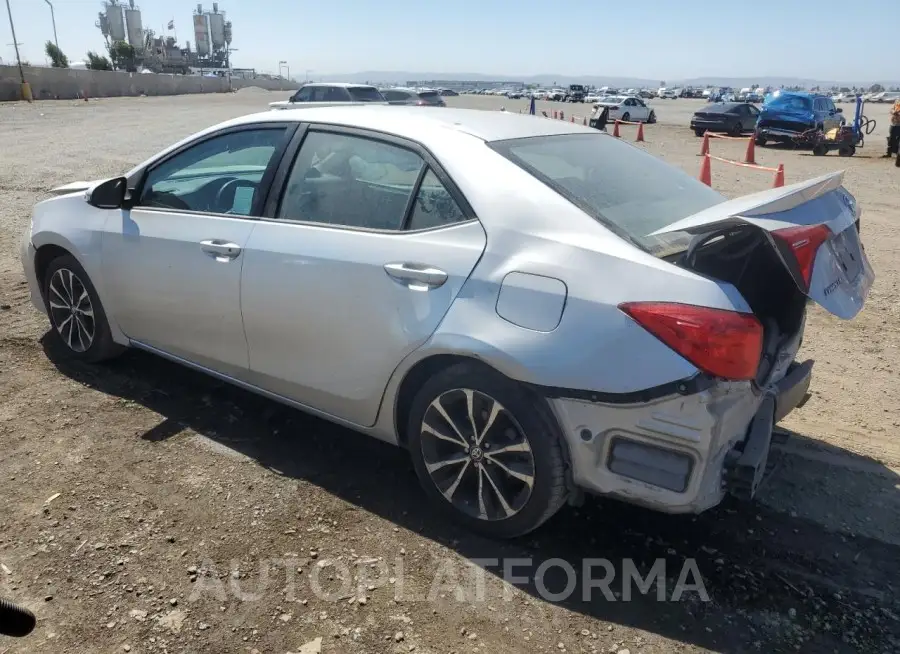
[{"left": 2, "top": 0, "right": 897, "bottom": 80}]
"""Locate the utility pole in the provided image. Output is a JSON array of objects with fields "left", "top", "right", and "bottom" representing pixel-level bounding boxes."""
[
  {"left": 44, "top": 0, "right": 59, "bottom": 53},
  {"left": 4, "top": 0, "right": 31, "bottom": 100},
  {"left": 5, "top": 0, "right": 24, "bottom": 82}
]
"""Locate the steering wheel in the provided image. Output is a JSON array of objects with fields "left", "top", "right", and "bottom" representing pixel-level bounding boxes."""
[
  {"left": 214, "top": 178, "right": 258, "bottom": 214},
  {"left": 145, "top": 190, "right": 191, "bottom": 211}
]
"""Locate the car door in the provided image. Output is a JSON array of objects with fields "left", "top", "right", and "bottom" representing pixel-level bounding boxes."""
[
  {"left": 101, "top": 123, "right": 295, "bottom": 377},
  {"left": 634, "top": 98, "right": 651, "bottom": 122},
  {"left": 823, "top": 98, "right": 841, "bottom": 131},
  {"left": 746, "top": 103, "right": 760, "bottom": 129},
  {"left": 240, "top": 126, "right": 487, "bottom": 427}
]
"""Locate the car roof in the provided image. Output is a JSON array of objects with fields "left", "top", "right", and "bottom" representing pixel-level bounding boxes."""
[
  {"left": 300, "top": 82, "right": 376, "bottom": 89},
  {"left": 222, "top": 106, "right": 589, "bottom": 143},
  {"left": 700, "top": 102, "right": 743, "bottom": 112}
]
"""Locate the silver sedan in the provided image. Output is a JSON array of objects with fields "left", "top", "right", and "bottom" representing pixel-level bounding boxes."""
[{"left": 21, "top": 106, "right": 873, "bottom": 538}]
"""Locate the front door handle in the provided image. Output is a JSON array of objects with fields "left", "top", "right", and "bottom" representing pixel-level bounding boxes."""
[
  {"left": 200, "top": 239, "right": 242, "bottom": 261},
  {"left": 384, "top": 262, "right": 448, "bottom": 289}
]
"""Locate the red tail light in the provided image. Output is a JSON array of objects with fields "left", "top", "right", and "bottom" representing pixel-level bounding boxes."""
[
  {"left": 619, "top": 302, "right": 763, "bottom": 381},
  {"left": 771, "top": 224, "right": 831, "bottom": 291}
]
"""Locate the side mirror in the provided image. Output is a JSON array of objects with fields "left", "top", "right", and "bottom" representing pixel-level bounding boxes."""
[
  {"left": 86, "top": 177, "right": 127, "bottom": 210},
  {"left": 835, "top": 107, "right": 843, "bottom": 113}
]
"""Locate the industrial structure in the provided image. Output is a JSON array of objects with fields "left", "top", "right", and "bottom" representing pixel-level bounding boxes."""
[{"left": 95, "top": 1, "right": 234, "bottom": 74}]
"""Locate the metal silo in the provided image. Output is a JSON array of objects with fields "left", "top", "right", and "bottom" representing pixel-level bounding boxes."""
[
  {"left": 223, "top": 21, "right": 232, "bottom": 46},
  {"left": 193, "top": 5, "right": 211, "bottom": 56},
  {"left": 124, "top": 6, "right": 144, "bottom": 49},
  {"left": 105, "top": 2, "right": 127, "bottom": 42},
  {"left": 208, "top": 10, "right": 226, "bottom": 50}
]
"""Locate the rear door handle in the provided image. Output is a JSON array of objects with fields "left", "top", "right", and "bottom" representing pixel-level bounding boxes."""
[
  {"left": 384, "top": 262, "right": 448, "bottom": 289},
  {"left": 200, "top": 239, "right": 242, "bottom": 261}
]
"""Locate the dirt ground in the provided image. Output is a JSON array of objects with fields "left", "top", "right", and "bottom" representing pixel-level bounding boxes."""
[{"left": 1, "top": 92, "right": 898, "bottom": 654}]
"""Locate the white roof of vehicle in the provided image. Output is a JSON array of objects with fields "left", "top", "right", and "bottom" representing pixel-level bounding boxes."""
[
  {"left": 300, "top": 82, "right": 378, "bottom": 88},
  {"left": 222, "top": 106, "right": 590, "bottom": 143}
]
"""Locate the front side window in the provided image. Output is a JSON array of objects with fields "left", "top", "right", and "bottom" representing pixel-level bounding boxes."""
[
  {"left": 291, "top": 87, "right": 313, "bottom": 102},
  {"left": 277, "top": 131, "right": 424, "bottom": 230},
  {"left": 324, "top": 86, "right": 350, "bottom": 102},
  {"left": 138, "top": 127, "right": 288, "bottom": 215}
]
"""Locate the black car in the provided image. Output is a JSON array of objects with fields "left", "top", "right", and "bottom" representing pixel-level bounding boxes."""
[
  {"left": 439, "top": 88, "right": 459, "bottom": 96},
  {"left": 690, "top": 102, "right": 760, "bottom": 137},
  {"left": 379, "top": 88, "right": 446, "bottom": 107}
]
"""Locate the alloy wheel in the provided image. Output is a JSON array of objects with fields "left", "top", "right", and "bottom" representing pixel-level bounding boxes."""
[
  {"left": 48, "top": 268, "right": 95, "bottom": 353},
  {"left": 419, "top": 388, "right": 536, "bottom": 521}
]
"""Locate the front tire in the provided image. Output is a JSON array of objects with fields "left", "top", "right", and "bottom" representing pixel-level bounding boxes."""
[
  {"left": 407, "top": 362, "right": 568, "bottom": 538},
  {"left": 648, "top": 111, "right": 656, "bottom": 124},
  {"left": 621, "top": 112, "right": 630, "bottom": 122},
  {"left": 730, "top": 121, "right": 743, "bottom": 136},
  {"left": 43, "top": 254, "right": 123, "bottom": 363}
]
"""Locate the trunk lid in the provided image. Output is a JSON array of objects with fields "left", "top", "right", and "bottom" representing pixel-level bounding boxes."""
[{"left": 650, "top": 171, "right": 873, "bottom": 320}]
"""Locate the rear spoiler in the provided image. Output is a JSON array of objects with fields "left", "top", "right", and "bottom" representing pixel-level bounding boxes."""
[{"left": 649, "top": 171, "right": 848, "bottom": 236}]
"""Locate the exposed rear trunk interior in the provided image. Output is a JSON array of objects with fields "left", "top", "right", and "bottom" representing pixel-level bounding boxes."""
[{"left": 672, "top": 225, "right": 807, "bottom": 384}]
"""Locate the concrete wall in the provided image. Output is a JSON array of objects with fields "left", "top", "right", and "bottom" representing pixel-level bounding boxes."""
[{"left": 0, "top": 65, "right": 300, "bottom": 102}]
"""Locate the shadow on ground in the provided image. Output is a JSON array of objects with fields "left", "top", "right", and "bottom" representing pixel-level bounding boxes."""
[{"left": 44, "top": 339, "right": 900, "bottom": 654}]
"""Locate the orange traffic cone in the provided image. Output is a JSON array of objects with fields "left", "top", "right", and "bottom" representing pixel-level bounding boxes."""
[
  {"left": 613, "top": 120, "right": 621, "bottom": 137},
  {"left": 698, "top": 154, "right": 712, "bottom": 186},
  {"left": 571, "top": 115, "right": 575, "bottom": 123},
  {"left": 744, "top": 137, "right": 756, "bottom": 165},
  {"left": 553, "top": 110, "right": 558, "bottom": 119},
  {"left": 773, "top": 164, "right": 785, "bottom": 188},
  {"left": 560, "top": 110, "right": 565, "bottom": 121},
  {"left": 635, "top": 122, "right": 645, "bottom": 142},
  {"left": 700, "top": 132, "right": 710, "bottom": 156}
]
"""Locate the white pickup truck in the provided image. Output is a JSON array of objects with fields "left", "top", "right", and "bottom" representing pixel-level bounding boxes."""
[{"left": 269, "top": 82, "right": 389, "bottom": 110}]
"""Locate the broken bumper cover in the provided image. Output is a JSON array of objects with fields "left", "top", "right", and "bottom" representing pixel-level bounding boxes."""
[{"left": 547, "top": 362, "right": 813, "bottom": 514}]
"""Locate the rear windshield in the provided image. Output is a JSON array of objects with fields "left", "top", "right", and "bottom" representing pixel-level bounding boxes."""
[
  {"left": 489, "top": 133, "right": 725, "bottom": 256},
  {"left": 347, "top": 87, "right": 385, "bottom": 102},
  {"left": 418, "top": 91, "right": 440, "bottom": 100}
]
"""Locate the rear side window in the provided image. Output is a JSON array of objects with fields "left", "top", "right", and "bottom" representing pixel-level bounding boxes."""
[
  {"left": 383, "top": 90, "right": 412, "bottom": 102},
  {"left": 407, "top": 169, "right": 467, "bottom": 230},
  {"left": 347, "top": 87, "right": 385, "bottom": 102},
  {"left": 490, "top": 133, "right": 724, "bottom": 255}
]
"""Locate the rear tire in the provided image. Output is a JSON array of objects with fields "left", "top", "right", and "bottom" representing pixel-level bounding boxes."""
[
  {"left": 813, "top": 144, "right": 828, "bottom": 156},
  {"left": 648, "top": 111, "right": 656, "bottom": 124},
  {"left": 694, "top": 128, "right": 705, "bottom": 137},
  {"left": 42, "top": 254, "right": 124, "bottom": 363},
  {"left": 730, "top": 122, "right": 743, "bottom": 136},
  {"left": 621, "top": 112, "right": 630, "bottom": 122},
  {"left": 838, "top": 145, "right": 855, "bottom": 157},
  {"left": 755, "top": 135, "right": 768, "bottom": 146},
  {"left": 406, "top": 362, "right": 569, "bottom": 539}
]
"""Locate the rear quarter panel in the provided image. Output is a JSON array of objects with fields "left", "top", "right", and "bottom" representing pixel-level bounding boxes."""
[{"left": 381, "top": 132, "right": 751, "bottom": 396}]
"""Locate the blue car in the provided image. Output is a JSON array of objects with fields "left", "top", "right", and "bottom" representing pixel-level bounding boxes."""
[{"left": 754, "top": 91, "right": 844, "bottom": 146}]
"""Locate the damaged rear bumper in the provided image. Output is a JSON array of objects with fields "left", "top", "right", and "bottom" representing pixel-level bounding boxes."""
[{"left": 546, "top": 361, "right": 813, "bottom": 514}]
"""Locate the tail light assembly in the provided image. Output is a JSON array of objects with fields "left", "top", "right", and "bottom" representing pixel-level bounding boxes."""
[
  {"left": 619, "top": 302, "right": 763, "bottom": 381},
  {"left": 770, "top": 224, "right": 832, "bottom": 292}
]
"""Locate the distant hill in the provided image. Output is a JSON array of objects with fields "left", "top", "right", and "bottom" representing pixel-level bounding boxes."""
[{"left": 314, "top": 71, "right": 900, "bottom": 89}]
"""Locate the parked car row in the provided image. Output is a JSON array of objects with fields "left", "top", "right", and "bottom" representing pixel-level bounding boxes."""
[
  {"left": 269, "top": 83, "right": 448, "bottom": 110},
  {"left": 688, "top": 91, "right": 847, "bottom": 146}
]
